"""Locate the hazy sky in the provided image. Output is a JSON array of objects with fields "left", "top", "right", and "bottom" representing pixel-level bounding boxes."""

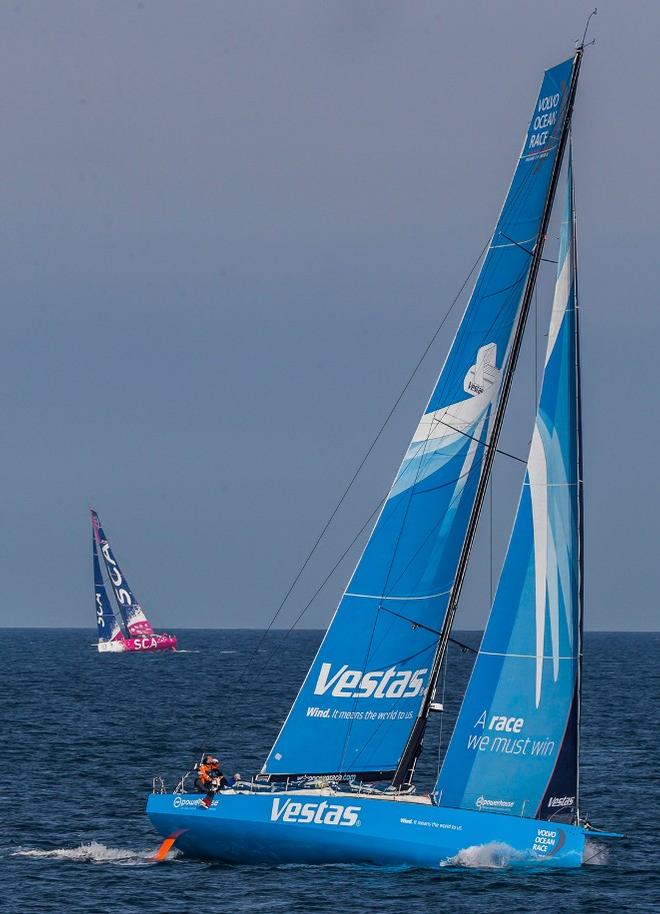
[{"left": 1, "top": 1, "right": 657, "bottom": 631}]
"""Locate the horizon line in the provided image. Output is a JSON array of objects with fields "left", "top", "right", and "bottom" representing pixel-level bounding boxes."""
[{"left": 1, "top": 625, "right": 658, "bottom": 634}]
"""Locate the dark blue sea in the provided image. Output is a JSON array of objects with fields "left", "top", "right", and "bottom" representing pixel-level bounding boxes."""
[{"left": 2, "top": 629, "right": 658, "bottom": 913}]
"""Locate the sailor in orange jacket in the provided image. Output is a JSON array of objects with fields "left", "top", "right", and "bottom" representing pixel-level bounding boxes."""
[
  {"left": 196, "top": 755, "right": 216, "bottom": 789},
  {"left": 197, "top": 755, "right": 228, "bottom": 793}
]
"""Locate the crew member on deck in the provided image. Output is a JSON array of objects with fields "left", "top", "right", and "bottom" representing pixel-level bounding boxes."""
[
  {"left": 212, "top": 764, "right": 229, "bottom": 791},
  {"left": 197, "top": 755, "right": 230, "bottom": 791},
  {"left": 196, "top": 755, "right": 219, "bottom": 791}
]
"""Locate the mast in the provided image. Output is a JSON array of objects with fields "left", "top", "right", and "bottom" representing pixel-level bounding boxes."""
[
  {"left": 571, "top": 140, "right": 584, "bottom": 821},
  {"left": 393, "top": 46, "right": 584, "bottom": 787}
]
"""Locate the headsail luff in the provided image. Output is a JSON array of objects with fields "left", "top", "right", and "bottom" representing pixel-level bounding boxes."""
[
  {"left": 434, "top": 154, "right": 582, "bottom": 821},
  {"left": 93, "top": 535, "right": 124, "bottom": 643},
  {"left": 90, "top": 508, "right": 155, "bottom": 637},
  {"left": 262, "top": 55, "right": 579, "bottom": 782}
]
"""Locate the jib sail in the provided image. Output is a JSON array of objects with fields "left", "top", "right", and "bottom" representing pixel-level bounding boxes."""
[
  {"left": 434, "top": 156, "right": 582, "bottom": 820},
  {"left": 91, "top": 508, "right": 155, "bottom": 637},
  {"left": 262, "top": 57, "right": 577, "bottom": 781},
  {"left": 93, "top": 535, "right": 124, "bottom": 643}
]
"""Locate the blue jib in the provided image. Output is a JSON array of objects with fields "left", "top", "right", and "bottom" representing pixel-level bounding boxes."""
[
  {"left": 435, "top": 155, "right": 580, "bottom": 820},
  {"left": 93, "top": 535, "right": 121, "bottom": 641},
  {"left": 263, "top": 58, "right": 576, "bottom": 780},
  {"left": 91, "top": 508, "right": 141, "bottom": 631}
]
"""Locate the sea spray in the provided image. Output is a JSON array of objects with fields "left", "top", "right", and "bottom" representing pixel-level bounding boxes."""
[
  {"left": 12, "top": 842, "right": 165, "bottom": 866},
  {"left": 583, "top": 839, "right": 610, "bottom": 866},
  {"left": 440, "top": 841, "right": 524, "bottom": 869}
]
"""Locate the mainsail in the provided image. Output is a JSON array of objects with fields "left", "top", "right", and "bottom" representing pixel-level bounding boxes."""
[
  {"left": 434, "top": 156, "right": 582, "bottom": 821},
  {"left": 262, "top": 57, "right": 579, "bottom": 781},
  {"left": 93, "top": 535, "right": 124, "bottom": 643},
  {"left": 91, "top": 508, "right": 155, "bottom": 637}
]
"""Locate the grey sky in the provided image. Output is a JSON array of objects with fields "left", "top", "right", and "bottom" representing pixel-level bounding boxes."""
[{"left": 1, "top": 1, "right": 657, "bottom": 631}]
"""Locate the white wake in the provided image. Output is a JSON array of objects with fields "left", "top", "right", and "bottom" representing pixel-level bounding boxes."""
[
  {"left": 12, "top": 841, "right": 159, "bottom": 866},
  {"left": 584, "top": 838, "right": 609, "bottom": 865},
  {"left": 441, "top": 841, "right": 524, "bottom": 869}
]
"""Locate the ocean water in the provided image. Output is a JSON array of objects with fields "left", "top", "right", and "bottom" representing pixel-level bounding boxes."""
[{"left": 2, "top": 629, "right": 658, "bottom": 913}]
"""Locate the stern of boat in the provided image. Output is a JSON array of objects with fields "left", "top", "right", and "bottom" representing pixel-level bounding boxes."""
[{"left": 97, "top": 640, "right": 126, "bottom": 652}]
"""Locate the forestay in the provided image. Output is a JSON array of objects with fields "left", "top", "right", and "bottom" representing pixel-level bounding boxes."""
[
  {"left": 262, "top": 58, "right": 576, "bottom": 780},
  {"left": 91, "top": 508, "right": 154, "bottom": 637},
  {"left": 435, "top": 157, "right": 581, "bottom": 820}
]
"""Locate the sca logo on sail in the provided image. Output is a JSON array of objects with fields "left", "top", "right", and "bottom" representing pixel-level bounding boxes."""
[
  {"left": 101, "top": 542, "right": 132, "bottom": 605},
  {"left": 271, "top": 798, "right": 360, "bottom": 827},
  {"left": 313, "top": 662, "right": 427, "bottom": 700}
]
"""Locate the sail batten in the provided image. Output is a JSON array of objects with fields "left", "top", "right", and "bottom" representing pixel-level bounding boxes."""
[
  {"left": 262, "top": 55, "right": 578, "bottom": 781},
  {"left": 434, "top": 154, "right": 582, "bottom": 821}
]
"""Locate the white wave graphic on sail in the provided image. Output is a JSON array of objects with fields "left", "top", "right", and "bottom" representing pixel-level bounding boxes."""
[
  {"left": 546, "top": 252, "right": 570, "bottom": 365},
  {"left": 528, "top": 425, "right": 549, "bottom": 708},
  {"left": 529, "top": 269, "right": 576, "bottom": 707},
  {"left": 545, "top": 423, "right": 575, "bottom": 653},
  {"left": 529, "top": 415, "right": 577, "bottom": 707},
  {"left": 391, "top": 343, "right": 501, "bottom": 498}
]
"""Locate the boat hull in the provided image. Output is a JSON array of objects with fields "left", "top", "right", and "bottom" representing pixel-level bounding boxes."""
[
  {"left": 123, "top": 633, "right": 177, "bottom": 652},
  {"left": 97, "top": 633, "right": 177, "bottom": 652},
  {"left": 146, "top": 791, "right": 585, "bottom": 868}
]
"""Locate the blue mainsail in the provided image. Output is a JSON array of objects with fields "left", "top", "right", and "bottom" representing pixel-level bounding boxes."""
[
  {"left": 262, "top": 58, "right": 577, "bottom": 780},
  {"left": 93, "top": 535, "right": 123, "bottom": 642},
  {"left": 91, "top": 508, "right": 154, "bottom": 636},
  {"left": 434, "top": 157, "right": 581, "bottom": 820}
]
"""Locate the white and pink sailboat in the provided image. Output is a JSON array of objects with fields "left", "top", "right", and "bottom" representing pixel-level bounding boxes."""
[{"left": 91, "top": 508, "right": 177, "bottom": 653}]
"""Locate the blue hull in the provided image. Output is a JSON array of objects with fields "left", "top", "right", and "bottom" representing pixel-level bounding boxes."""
[{"left": 147, "top": 792, "right": 585, "bottom": 868}]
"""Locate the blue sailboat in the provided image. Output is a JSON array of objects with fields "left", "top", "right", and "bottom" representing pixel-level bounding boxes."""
[{"left": 147, "top": 43, "right": 619, "bottom": 867}]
